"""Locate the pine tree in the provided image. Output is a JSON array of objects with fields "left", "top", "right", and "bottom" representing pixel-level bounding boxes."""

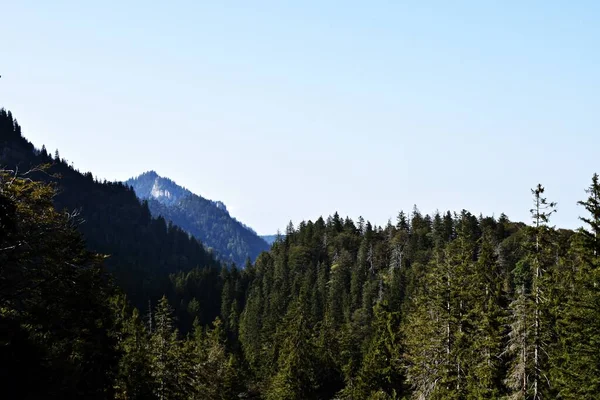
[
  {"left": 114, "top": 303, "right": 154, "bottom": 400},
  {"left": 150, "top": 296, "right": 184, "bottom": 400},
  {"left": 341, "top": 302, "right": 404, "bottom": 399},
  {"left": 505, "top": 285, "right": 535, "bottom": 400},
  {"left": 267, "top": 299, "right": 319, "bottom": 400},
  {"left": 396, "top": 211, "right": 409, "bottom": 232},
  {"left": 404, "top": 242, "right": 459, "bottom": 399},
  {"left": 505, "top": 184, "right": 556, "bottom": 400},
  {"left": 191, "top": 317, "right": 239, "bottom": 400},
  {"left": 0, "top": 169, "right": 118, "bottom": 398},
  {"left": 184, "top": 319, "right": 205, "bottom": 400},
  {"left": 404, "top": 211, "right": 493, "bottom": 399},
  {"left": 220, "top": 269, "right": 232, "bottom": 330},
  {"left": 465, "top": 231, "right": 505, "bottom": 398},
  {"left": 550, "top": 174, "right": 600, "bottom": 398},
  {"left": 578, "top": 173, "right": 600, "bottom": 258}
]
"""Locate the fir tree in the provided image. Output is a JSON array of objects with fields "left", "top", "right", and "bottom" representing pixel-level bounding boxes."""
[
  {"left": 267, "top": 299, "right": 319, "bottom": 400},
  {"left": 550, "top": 174, "right": 600, "bottom": 398},
  {"left": 150, "top": 296, "right": 184, "bottom": 400},
  {"left": 113, "top": 301, "right": 154, "bottom": 400},
  {"left": 340, "top": 302, "right": 404, "bottom": 399},
  {"left": 505, "top": 184, "right": 556, "bottom": 400}
]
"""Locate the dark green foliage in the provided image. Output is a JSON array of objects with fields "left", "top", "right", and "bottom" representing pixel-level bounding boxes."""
[
  {"left": 112, "top": 296, "right": 154, "bottom": 399},
  {"left": 504, "top": 185, "right": 557, "bottom": 400},
  {"left": 0, "top": 169, "right": 118, "bottom": 399},
  {"left": 340, "top": 302, "right": 404, "bottom": 399},
  {"left": 577, "top": 173, "right": 600, "bottom": 259},
  {"left": 4, "top": 108, "right": 600, "bottom": 399},
  {"left": 266, "top": 299, "right": 320, "bottom": 400},
  {"left": 149, "top": 296, "right": 186, "bottom": 400},
  {"left": 549, "top": 175, "right": 600, "bottom": 399},
  {"left": 0, "top": 108, "right": 221, "bottom": 314}
]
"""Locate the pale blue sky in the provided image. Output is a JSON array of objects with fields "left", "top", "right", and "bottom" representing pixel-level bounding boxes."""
[{"left": 1, "top": 1, "right": 599, "bottom": 234}]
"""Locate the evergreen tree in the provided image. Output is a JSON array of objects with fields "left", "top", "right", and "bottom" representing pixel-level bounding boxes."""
[
  {"left": 504, "top": 285, "right": 535, "bottom": 400},
  {"left": 505, "top": 184, "right": 556, "bottom": 400},
  {"left": 465, "top": 231, "right": 505, "bottom": 398},
  {"left": 188, "top": 317, "right": 239, "bottom": 399},
  {"left": 7, "top": 104, "right": 600, "bottom": 400},
  {"left": 150, "top": 296, "right": 184, "bottom": 400},
  {"left": 340, "top": 302, "right": 404, "bottom": 399},
  {"left": 577, "top": 173, "right": 600, "bottom": 260},
  {"left": 550, "top": 174, "right": 600, "bottom": 398},
  {"left": 113, "top": 297, "right": 154, "bottom": 400},
  {"left": 267, "top": 299, "right": 319, "bottom": 400},
  {"left": 0, "top": 169, "right": 118, "bottom": 399}
]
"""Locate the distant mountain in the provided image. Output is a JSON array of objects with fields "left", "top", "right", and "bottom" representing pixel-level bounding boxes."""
[
  {"left": 0, "top": 109, "right": 222, "bottom": 316},
  {"left": 261, "top": 234, "right": 280, "bottom": 245},
  {"left": 126, "top": 171, "right": 269, "bottom": 266},
  {"left": 125, "top": 170, "right": 190, "bottom": 206}
]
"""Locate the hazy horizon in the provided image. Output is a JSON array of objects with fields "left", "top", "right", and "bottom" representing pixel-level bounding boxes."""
[{"left": 1, "top": 1, "right": 598, "bottom": 234}]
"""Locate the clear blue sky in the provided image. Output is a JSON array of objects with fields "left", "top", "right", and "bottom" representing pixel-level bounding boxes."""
[{"left": 1, "top": 1, "right": 599, "bottom": 234}]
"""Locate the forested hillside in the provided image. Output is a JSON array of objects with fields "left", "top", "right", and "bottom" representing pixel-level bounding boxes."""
[
  {"left": 2, "top": 108, "right": 600, "bottom": 399},
  {"left": 235, "top": 184, "right": 600, "bottom": 399},
  {"left": 0, "top": 167, "right": 118, "bottom": 399},
  {"left": 0, "top": 109, "right": 222, "bottom": 315},
  {"left": 126, "top": 171, "right": 269, "bottom": 267}
]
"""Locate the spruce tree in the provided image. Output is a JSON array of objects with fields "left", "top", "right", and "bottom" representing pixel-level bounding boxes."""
[
  {"left": 267, "top": 299, "right": 318, "bottom": 400},
  {"left": 114, "top": 304, "right": 154, "bottom": 399},
  {"left": 578, "top": 173, "right": 600, "bottom": 258},
  {"left": 200, "top": 318, "right": 239, "bottom": 399},
  {"left": 465, "top": 230, "right": 505, "bottom": 398},
  {"left": 150, "top": 296, "right": 184, "bottom": 400},
  {"left": 550, "top": 174, "right": 600, "bottom": 398},
  {"left": 341, "top": 302, "right": 404, "bottom": 399},
  {"left": 505, "top": 184, "right": 556, "bottom": 400}
]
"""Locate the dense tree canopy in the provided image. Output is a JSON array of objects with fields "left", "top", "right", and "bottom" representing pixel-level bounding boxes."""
[
  {"left": 0, "top": 109, "right": 222, "bottom": 314},
  {"left": 0, "top": 168, "right": 118, "bottom": 399},
  {"left": 2, "top": 108, "right": 600, "bottom": 399}
]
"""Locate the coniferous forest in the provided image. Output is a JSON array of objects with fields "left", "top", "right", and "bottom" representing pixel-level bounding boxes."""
[{"left": 3, "top": 108, "right": 600, "bottom": 400}]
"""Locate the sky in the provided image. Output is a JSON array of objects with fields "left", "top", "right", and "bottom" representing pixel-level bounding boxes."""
[{"left": 1, "top": 1, "right": 599, "bottom": 235}]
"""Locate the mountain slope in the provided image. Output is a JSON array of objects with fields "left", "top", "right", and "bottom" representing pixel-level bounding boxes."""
[
  {"left": 126, "top": 171, "right": 269, "bottom": 267},
  {"left": 261, "top": 234, "right": 280, "bottom": 245},
  {"left": 0, "top": 109, "right": 222, "bottom": 315}
]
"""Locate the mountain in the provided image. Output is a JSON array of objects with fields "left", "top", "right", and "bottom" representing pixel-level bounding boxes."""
[
  {"left": 0, "top": 109, "right": 223, "bottom": 316},
  {"left": 125, "top": 170, "right": 190, "bottom": 206},
  {"left": 126, "top": 171, "right": 270, "bottom": 267},
  {"left": 7, "top": 109, "right": 600, "bottom": 400},
  {"left": 261, "top": 234, "right": 280, "bottom": 245}
]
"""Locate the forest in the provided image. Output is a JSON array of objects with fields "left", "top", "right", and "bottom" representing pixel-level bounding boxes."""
[{"left": 2, "top": 107, "right": 600, "bottom": 399}]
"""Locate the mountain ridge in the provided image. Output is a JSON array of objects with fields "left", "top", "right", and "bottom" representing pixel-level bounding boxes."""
[
  {"left": 0, "top": 108, "right": 223, "bottom": 315},
  {"left": 260, "top": 234, "right": 280, "bottom": 245},
  {"left": 126, "top": 171, "right": 269, "bottom": 266}
]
